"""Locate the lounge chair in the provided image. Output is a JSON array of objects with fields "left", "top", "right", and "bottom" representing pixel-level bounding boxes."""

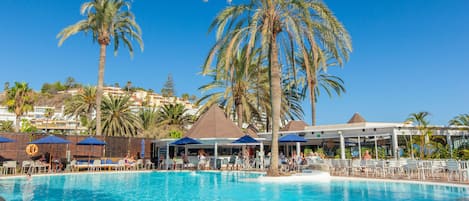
[
  {"left": 144, "top": 159, "right": 155, "bottom": 170},
  {"left": 91, "top": 160, "right": 102, "bottom": 171}
]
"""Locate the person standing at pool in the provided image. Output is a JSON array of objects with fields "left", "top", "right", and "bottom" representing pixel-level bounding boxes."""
[
  {"left": 363, "top": 150, "right": 372, "bottom": 160},
  {"left": 197, "top": 149, "right": 206, "bottom": 170}
]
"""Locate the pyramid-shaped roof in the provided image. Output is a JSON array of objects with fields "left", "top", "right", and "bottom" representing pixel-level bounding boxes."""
[
  {"left": 185, "top": 105, "right": 252, "bottom": 138},
  {"left": 280, "top": 120, "right": 309, "bottom": 131},
  {"left": 347, "top": 113, "right": 366, "bottom": 124}
]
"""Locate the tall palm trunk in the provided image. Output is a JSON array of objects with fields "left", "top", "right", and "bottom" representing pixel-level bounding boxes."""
[
  {"left": 15, "top": 115, "right": 20, "bottom": 133},
  {"left": 267, "top": 32, "right": 281, "bottom": 177},
  {"left": 96, "top": 43, "right": 107, "bottom": 136},
  {"left": 236, "top": 101, "right": 243, "bottom": 128},
  {"left": 309, "top": 79, "right": 316, "bottom": 126},
  {"left": 308, "top": 45, "right": 319, "bottom": 126}
]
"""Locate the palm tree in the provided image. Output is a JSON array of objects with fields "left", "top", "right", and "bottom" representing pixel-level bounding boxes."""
[
  {"left": 406, "top": 112, "right": 431, "bottom": 159},
  {"left": 101, "top": 95, "right": 142, "bottom": 137},
  {"left": 4, "top": 82, "right": 35, "bottom": 132},
  {"left": 198, "top": 64, "right": 304, "bottom": 130},
  {"left": 57, "top": 0, "right": 143, "bottom": 136},
  {"left": 157, "top": 103, "right": 193, "bottom": 131},
  {"left": 64, "top": 86, "right": 97, "bottom": 134},
  {"left": 298, "top": 53, "right": 347, "bottom": 125},
  {"left": 204, "top": 0, "right": 350, "bottom": 176},
  {"left": 138, "top": 107, "right": 158, "bottom": 131},
  {"left": 44, "top": 108, "right": 55, "bottom": 134},
  {"left": 449, "top": 114, "right": 469, "bottom": 126},
  {"left": 181, "top": 93, "right": 190, "bottom": 101}
]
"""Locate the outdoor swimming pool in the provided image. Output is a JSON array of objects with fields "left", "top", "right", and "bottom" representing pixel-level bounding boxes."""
[{"left": 0, "top": 171, "right": 468, "bottom": 201}]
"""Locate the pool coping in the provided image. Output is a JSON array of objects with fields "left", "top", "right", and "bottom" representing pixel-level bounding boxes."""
[
  {"left": 331, "top": 176, "right": 469, "bottom": 188},
  {"left": 1, "top": 170, "right": 468, "bottom": 188}
]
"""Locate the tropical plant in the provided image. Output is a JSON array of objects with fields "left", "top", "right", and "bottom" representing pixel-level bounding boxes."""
[
  {"left": 449, "top": 114, "right": 469, "bottom": 126},
  {"left": 157, "top": 103, "right": 193, "bottom": 131},
  {"left": 204, "top": 0, "right": 351, "bottom": 176},
  {"left": 44, "top": 108, "right": 55, "bottom": 134},
  {"left": 64, "top": 86, "right": 97, "bottom": 134},
  {"left": 297, "top": 53, "right": 347, "bottom": 125},
  {"left": 138, "top": 107, "right": 158, "bottom": 131},
  {"left": 406, "top": 112, "right": 432, "bottom": 159},
  {"left": 0, "top": 120, "right": 14, "bottom": 132},
  {"left": 181, "top": 93, "right": 190, "bottom": 101},
  {"left": 20, "top": 119, "right": 37, "bottom": 133},
  {"left": 4, "top": 82, "right": 35, "bottom": 132},
  {"left": 199, "top": 47, "right": 303, "bottom": 131},
  {"left": 101, "top": 95, "right": 142, "bottom": 137},
  {"left": 58, "top": 0, "right": 143, "bottom": 136},
  {"left": 169, "top": 130, "right": 183, "bottom": 139}
]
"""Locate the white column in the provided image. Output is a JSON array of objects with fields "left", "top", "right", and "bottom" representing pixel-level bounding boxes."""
[
  {"left": 409, "top": 131, "right": 414, "bottom": 159},
  {"left": 296, "top": 142, "right": 301, "bottom": 157},
  {"left": 446, "top": 131, "right": 453, "bottom": 158},
  {"left": 339, "top": 131, "right": 345, "bottom": 159},
  {"left": 358, "top": 136, "right": 362, "bottom": 160},
  {"left": 214, "top": 142, "right": 218, "bottom": 169},
  {"left": 374, "top": 135, "right": 378, "bottom": 160},
  {"left": 165, "top": 142, "right": 169, "bottom": 170},
  {"left": 260, "top": 142, "right": 264, "bottom": 170},
  {"left": 392, "top": 129, "right": 399, "bottom": 160}
]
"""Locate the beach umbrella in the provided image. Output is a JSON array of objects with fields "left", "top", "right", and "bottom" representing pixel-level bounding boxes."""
[
  {"left": 0, "top": 136, "right": 15, "bottom": 143},
  {"left": 77, "top": 137, "right": 106, "bottom": 164},
  {"left": 29, "top": 135, "right": 70, "bottom": 172},
  {"left": 278, "top": 134, "right": 307, "bottom": 143},
  {"left": 171, "top": 137, "right": 202, "bottom": 145},
  {"left": 77, "top": 137, "right": 106, "bottom": 145},
  {"left": 29, "top": 135, "right": 70, "bottom": 144},
  {"left": 279, "top": 134, "right": 307, "bottom": 158},
  {"left": 171, "top": 137, "right": 202, "bottom": 160},
  {"left": 233, "top": 135, "right": 259, "bottom": 144}
]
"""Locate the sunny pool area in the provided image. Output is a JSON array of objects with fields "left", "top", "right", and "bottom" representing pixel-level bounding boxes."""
[{"left": 0, "top": 171, "right": 468, "bottom": 201}]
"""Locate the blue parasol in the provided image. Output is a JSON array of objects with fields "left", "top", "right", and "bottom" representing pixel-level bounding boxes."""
[
  {"left": 77, "top": 137, "right": 106, "bottom": 145},
  {"left": 278, "top": 134, "right": 307, "bottom": 143},
  {"left": 233, "top": 135, "right": 259, "bottom": 144},
  {"left": 171, "top": 137, "right": 202, "bottom": 145},
  {"left": 0, "top": 136, "right": 15, "bottom": 143},
  {"left": 29, "top": 135, "right": 70, "bottom": 144}
]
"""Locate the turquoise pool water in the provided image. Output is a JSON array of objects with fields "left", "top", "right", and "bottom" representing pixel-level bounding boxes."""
[{"left": 0, "top": 172, "right": 468, "bottom": 201}]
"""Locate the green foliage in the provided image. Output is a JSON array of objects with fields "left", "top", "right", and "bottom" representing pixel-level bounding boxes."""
[
  {"left": 0, "top": 120, "right": 14, "bottom": 132},
  {"left": 204, "top": 0, "right": 351, "bottom": 175},
  {"left": 41, "top": 77, "right": 81, "bottom": 94},
  {"left": 169, "top": 130, "right": 182, "bottom": 139},
  {"left": 138, "top": 107, "right": 158, "bottom": 130},
  {"left": 44, "top": 108, "right": 54, "bottom": 119},
  {"left": 5, "top": 82, "right": 35, "bottom": 132},
  {"left": 157, "top": 103, "right": 192, "bottom": 130},
  {"left": 57, "top": 0, "right": 143, "bottom": 56},
  {"left": 41, "top": 82, "right": 66, "bottom": 94},
  {"left": 449, "top": 114, "right": 469, "bottom": 126},
  {"left": 20, "top": 119, "right": 37, "bottom": 133},
  {"left": 304, "top": 148, "right": 313, "bottom": 156},
  {"left": 64, "top": 86, "right": 96, "bottom": 134},
  {"left": 406, "top": 111, "right": 432, "bottom": 159},
  {"left": 161, "top": 74, "right": 175, "bottom": 97},
  {"left": 335, "top": 148, "right": 352, "bottom": 159},
  {"left": 101, "top": 95, "right": 142, "bottom": 137},
  {"left": 453, "top": 142, "right": 469, "bottom": 160},
  {"left": 181, "top": 93, "right": 190, "bottom": 101},
  {"left": 315, "top": 148, "right": 326, "bottom": 159}
]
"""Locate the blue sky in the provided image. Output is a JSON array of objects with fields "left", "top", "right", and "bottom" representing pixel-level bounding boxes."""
[{"left": 0, "top": 0, "right": 467, "bottom": 126}]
